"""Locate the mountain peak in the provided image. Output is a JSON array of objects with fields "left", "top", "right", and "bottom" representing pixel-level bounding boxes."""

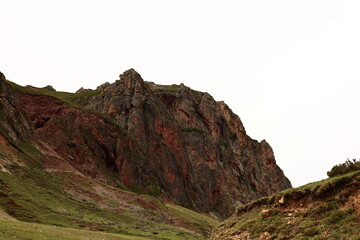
[{"left": 119, "top": 68, "right": 144, "bottom": 88}]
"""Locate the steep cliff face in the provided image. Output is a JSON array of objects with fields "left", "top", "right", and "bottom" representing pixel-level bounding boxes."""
[{"left": 75, "top": 69, "right": 291, "bottom": 217}]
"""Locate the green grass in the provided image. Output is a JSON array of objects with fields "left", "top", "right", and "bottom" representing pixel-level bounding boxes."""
[
  {"left": 165, "top": 204, "right": 219, "bottom": 236},
  {"left": 130, "top": 179, "right": 163, "bottom": 197},
  {"left": 6, "top": 80, "right": 100, "bottom": 108},
  {"left": 0, "top": 168, "right": 207, "bottom": 239},
  {"left": 0, "top": 219, "right": 149, "bottom": 240}
]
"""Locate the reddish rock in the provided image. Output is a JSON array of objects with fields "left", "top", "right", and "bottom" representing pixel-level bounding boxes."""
[{"left": 78, "top": 69, "right": 292, "bottom": 216}]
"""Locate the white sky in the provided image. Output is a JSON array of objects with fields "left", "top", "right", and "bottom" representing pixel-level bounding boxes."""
[{"left": 1, "top": 0, "right": 360, "bottom": 187}]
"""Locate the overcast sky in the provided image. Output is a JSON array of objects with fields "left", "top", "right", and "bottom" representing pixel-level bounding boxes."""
[{"left": 1, "top": 0, "right": 360, "bottom": 187}]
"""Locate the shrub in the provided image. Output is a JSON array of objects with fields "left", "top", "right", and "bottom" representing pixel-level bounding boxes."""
[{"left": 327, "top": 159, "right": 360, "bottom": 177}]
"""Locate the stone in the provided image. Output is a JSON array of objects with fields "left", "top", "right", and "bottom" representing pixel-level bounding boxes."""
[
  {"left": 96, "top": 82, "right": 110, "bottom": 90},
  {"left": 76, "top": 87, "right": 92, "bottom": 94},
  {"left": 261, "top": 209, "right": 270, "bottom": 214},
  {"left": 260, "top": 231, "right": 271, "bottom": 239}
]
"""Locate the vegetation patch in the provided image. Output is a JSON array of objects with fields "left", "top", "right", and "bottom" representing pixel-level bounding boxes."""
[
  {"left": 130, "top": 179, "right": 163, "bottom": 197},
  {"left": 303, "top": 226, "right": 320, "bottom": 237},
  {"left": 0, "top": 219, "right": 149, "bottom": 240},
  {"left": 327, "top": 158, "right": 360, "bottom": 177},
  {"left": 165, "top": 204, "right": 219, "bottom": 236}
]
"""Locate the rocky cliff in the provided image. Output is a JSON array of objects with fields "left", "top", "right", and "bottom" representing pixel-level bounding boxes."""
[
  {"left": 0, "top": 72, "right": 34, "bottom": 144},
  {"left": 74, "top": 69, "right": 291, "bottom": 216},
  {"left": 0, "top": 69, "right": 291, "bottom": 217}
]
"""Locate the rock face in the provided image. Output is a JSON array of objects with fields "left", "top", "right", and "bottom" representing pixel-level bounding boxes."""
[
  {"left": 0, "top": 75, "right": 34, "bottom": 143},
  {"left": 76, "top": 69, "right": 292, "bottom": 216},
  {"left": 0, "top": 69, "right": 291, "bottom": 217}
]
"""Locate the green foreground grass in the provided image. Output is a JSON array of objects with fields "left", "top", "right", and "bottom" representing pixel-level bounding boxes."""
[
  {"left": 0, "top": 219, "right": 149, "bottom": 240},
  {"left": 0, "top": 167, "right": 214, "bottom": 240}
]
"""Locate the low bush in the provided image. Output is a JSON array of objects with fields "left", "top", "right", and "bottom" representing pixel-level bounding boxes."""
[{"left": 327, "top": 159, "right": 360, "bottom": 177}]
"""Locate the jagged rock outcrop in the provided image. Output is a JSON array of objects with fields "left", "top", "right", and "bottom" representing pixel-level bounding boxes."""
[
  {"left": 75, "top": 69, "right": 291, "bottom": 216},
  {"left": 0, "top": 74, "right": 34, "bottom": 143}
]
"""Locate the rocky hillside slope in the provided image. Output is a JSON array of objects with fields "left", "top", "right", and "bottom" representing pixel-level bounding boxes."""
[
  {"left": 0, "top": 71, "right": 219, "bottom": 240},
  {"left": 210, "top": 170, "right": 360, "bottom": 240},
  {"left": 0, "top": 69, "right": 290, "bottom": 219}
]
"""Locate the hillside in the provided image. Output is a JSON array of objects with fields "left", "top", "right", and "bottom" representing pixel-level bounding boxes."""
[
  {"left": 0, "top": 69, "right": 291, "bottom": 239},
  {"left": 0, "top": 69, "right": 291, "bottom": 218},
  {"left": 0, "top": 126, "right": 218, "bottom": 240},
  {"left": 1, "top": 69, "right": 358, "bottom": 240},
  {"left": 210, "top": 170, "right": 360, "bottom": 240}
]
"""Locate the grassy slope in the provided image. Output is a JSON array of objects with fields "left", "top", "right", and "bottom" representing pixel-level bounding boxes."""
[
  {"left": 5, "top": 80, "right": 100, "bottom": 108},
  {"left": 0, "top": 145, "right": 218, "bottom": 240},
  {"left": 0, "top": 219, "right": 149, "bottom": 240},
  {"left": 211, "top": 171, "right": 360, "bottom": 240},
  {"left": 165, "top": 204, "right": 219, "bottom": 236}
]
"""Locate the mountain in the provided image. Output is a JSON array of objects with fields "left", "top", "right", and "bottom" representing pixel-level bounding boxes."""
[
  {"left": 210, "top": 170, "right": 360, "bottom": 239},
  {"left": 0, "top": 69, "right": 291, "bottom": 239},
  {"left": 73, "top": 69, "right": 291, "bottom": 217},
  {"left": 0, "top": 69, "right": 291, "bottom": 217},
  {"left": 0, "top": 71, "right": 216, "bottom": 240}
]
